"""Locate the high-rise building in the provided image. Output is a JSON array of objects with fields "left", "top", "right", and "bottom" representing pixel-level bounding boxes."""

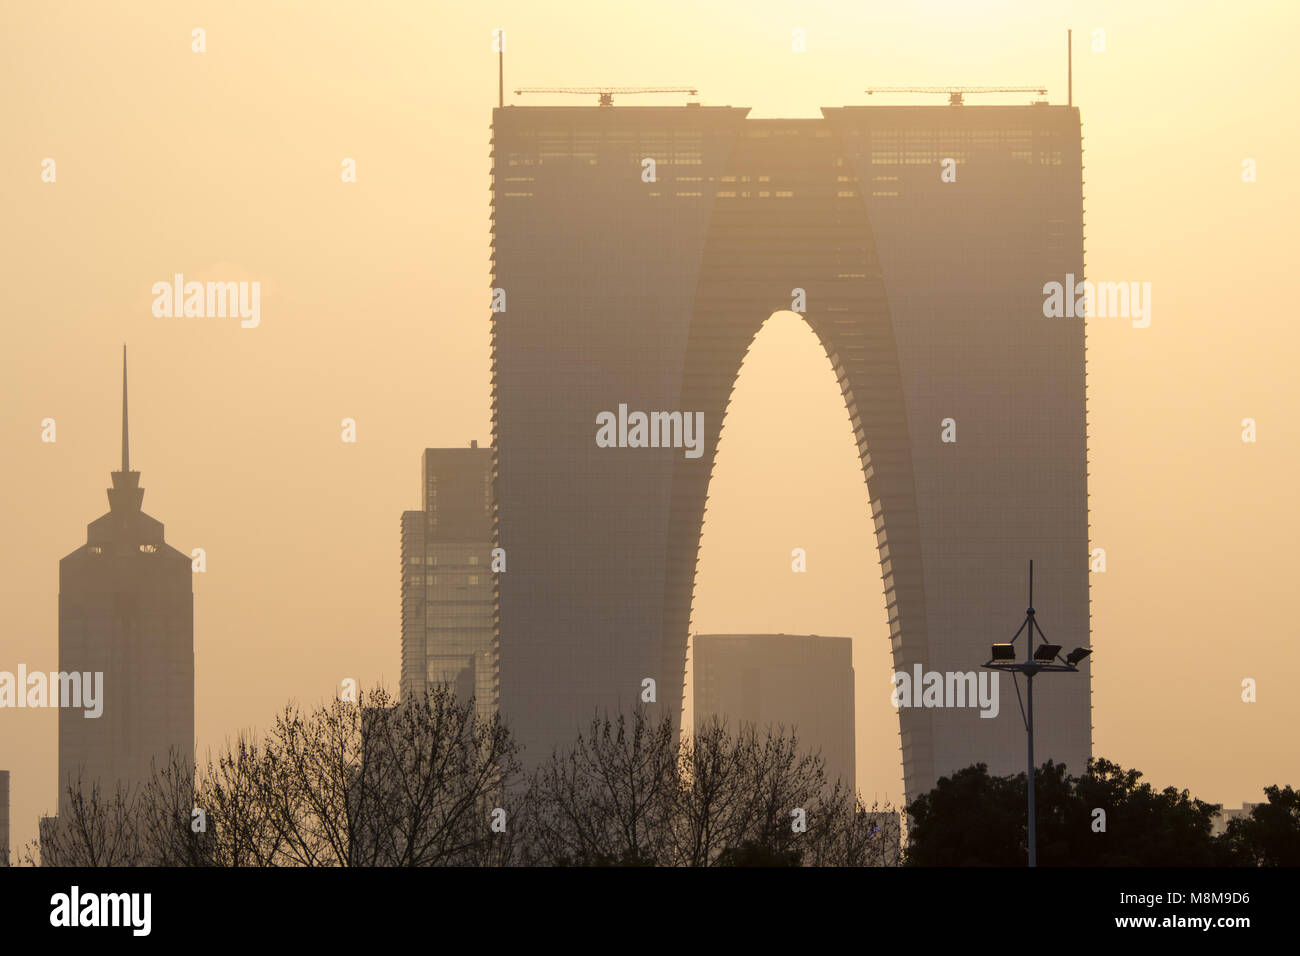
[
  {"left": 692, "top": 634, "right": 855, "bottom": 789},
  {"left": 400, "top": 444, "right": 496, "bottom": 718},
  {"left": 57, "top": 350, "right": 194, "bottom": 813},
  {"left": 491, "top": 101, "right": 1090, "bottom": 799}
]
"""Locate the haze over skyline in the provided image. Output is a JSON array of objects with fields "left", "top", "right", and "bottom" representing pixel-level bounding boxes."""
[{"left": 2, "top": 0, "right": 1297, "bottom": 854}]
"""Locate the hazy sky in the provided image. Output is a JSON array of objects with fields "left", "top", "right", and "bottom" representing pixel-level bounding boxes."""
[{"left": 2, "top": 0, "right": 1297, "bottom": 853}]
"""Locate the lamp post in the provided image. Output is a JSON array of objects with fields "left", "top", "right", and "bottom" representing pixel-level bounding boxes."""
[{"left": 982, "top": 560, "right": 1091, "bottom": 867}]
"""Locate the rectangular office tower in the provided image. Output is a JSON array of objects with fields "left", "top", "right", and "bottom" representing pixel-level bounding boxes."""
[
  {"left": 57, "top": 355, "right": 194, "bottom": 816},
  {"left": 693, "top": 634, "right": 855, "bottom": 790},
  {"left": 400, "top": 445, "right": 496, "bottom": 718},
  {"left": 491, "top": 101, "right": 1090, "bottom": 799}
]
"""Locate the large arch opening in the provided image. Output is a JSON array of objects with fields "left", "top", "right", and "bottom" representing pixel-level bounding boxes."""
[{"left": 688, "top": 310, "right": 905, "bottom": 806}]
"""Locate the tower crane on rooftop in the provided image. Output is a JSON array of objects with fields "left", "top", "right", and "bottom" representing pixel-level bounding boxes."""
[
  {"left": 865, "top": 86, "right": 1047, "bottom": 106},
  {"left": 514, "top": 86, "right": 699, "bottom": 107}
]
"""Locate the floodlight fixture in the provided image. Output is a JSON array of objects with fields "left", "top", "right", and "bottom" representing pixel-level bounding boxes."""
[{"left": 1065, "top": 646, "right": 1092, "bottom": 666}]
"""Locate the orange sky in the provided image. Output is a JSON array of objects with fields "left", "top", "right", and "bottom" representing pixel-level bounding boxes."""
[{"left": 2, "top": 0, "right": 1297, "bottom": 853}]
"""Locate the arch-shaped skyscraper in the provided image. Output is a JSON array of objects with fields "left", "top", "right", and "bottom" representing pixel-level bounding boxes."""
[{"left": 490, "top": 102, "right": 1089, "bottom": 799}]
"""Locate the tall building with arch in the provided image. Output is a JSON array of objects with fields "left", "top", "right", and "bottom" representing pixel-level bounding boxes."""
[{"left": 490, "top": 101, "right": 1090, "bottom": 799}]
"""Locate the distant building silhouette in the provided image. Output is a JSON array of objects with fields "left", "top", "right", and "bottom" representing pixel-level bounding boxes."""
[
  {"left": 400, "top": 444, "right": 496, "bottom": 718},
  {"left": 56, "top": 349, "right": 194, "bottom": 814},
  {"left": 1212, "top": 803, "right": 1261, "bottom": 837},
  {"left": 693, "top": 634, "right": 855, "bottom": 789},
  {"left": 491, "top": 101, "right": 1091, "bottom": 799}
]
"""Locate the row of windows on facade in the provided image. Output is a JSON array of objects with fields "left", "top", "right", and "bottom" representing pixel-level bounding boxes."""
[
  {"left": 406, "top": 574, "right": 486, "bottom": 587},
  {"left": 502, "top": 160, "right": 1057, "bottom": 194},
  {"left": 503, "top": 186, "right": 865, "bottom": 199},
  {"left": 501, "top": 169, "right": 1056, "bottom": 203},
  {"left": 504, "top": 173, "right": 790, "bottom": 184},
  {"left": 512, "top": 126, "right": 1061, "bottom": 141},
  {"left": 423, "top": 617, "right": 492, "bottom": 631},
  {"left": 507, "top": 126, "right": 1060, "bottom": 150},
  {"left": 506, "top": 155, "right": 704, "bottom": 166},
  {"left": 407, "top": 554, "right": 481, "bottom": 565},
  {"left": 423, "top": 616, "right": 492, "bottom": 629},
  {"left": 521, "top": 131, "right": 706, "bottom": 143},
  {"left": 501, "top": 151, "right": 1063, "bottom": 180},
  {"left": 502, "top": 188, "right": 937, "bottom": 200},
  {"left": 870, "top": 150, "right": 1062, "bottom": 165},
  {"left": 86, "top": 544, "right": 159, "bottom": 554},
  {"left": 422, "top": 617, "right": 492, "bottom": 632}
]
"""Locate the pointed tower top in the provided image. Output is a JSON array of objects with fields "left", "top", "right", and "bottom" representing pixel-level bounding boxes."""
[
  {"left": 108, "top": 346, "right": 144, "bottom": 513},
  {"left": 121, "top": 344, "right": 130, "bottom": 473}
]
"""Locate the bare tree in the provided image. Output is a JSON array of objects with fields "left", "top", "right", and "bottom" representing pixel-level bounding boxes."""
[
  {"left": 25, "top": 770, "right": 144, "bottom": 867},
  {"left": 803, "top": 787, "right": 902, "bottom": 866},
  {"left": 358, "top": 685, "right": 521, "bottom": 865},
  {"left": 708, "top": 721, "right": 828, "bottom": 865},
  {"left": 241, "top": 685, "right": 518, "bottom": 866},
  {"left": 252, "top": 693, "right": 371, "bottom": 866},
  {"left": 521, "top": 712, "right": 882, "bottom": 867},
  {"left": 195, "top": 735, "right": 286, "bottom": 867},
  {"left": 21, "top": 690, "right": 898, "bottom": 867},
  {"left": 522, "top": 709, "right": 679, "bottom": 865},
  {"left": 135, "top": 748, "right": 207, "bottom": 866},
  {"left": 672, "top": 717, "right": 798, "bottom": 865}
]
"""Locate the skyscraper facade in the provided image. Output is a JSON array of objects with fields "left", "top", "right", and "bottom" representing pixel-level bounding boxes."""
[
  {"left": 693, "top": 634, "right": 856, "bottom": 789},
  {"left": 400, "top": 444, "right": 496, "bottom": 718},
  {"left": 491, "top": 102, "right": 1089, "bottom": 798},
  {"left": 57, "top": 352, "right": 194, "bottom": 813}
]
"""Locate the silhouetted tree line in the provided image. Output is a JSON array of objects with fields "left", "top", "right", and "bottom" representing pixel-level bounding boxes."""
[
  {"left": 26, "top": 686, "right": 897, "bottom": 867},
  {"left": 904, "top": 760, "right": 1300, "bottom": 866},
  {"left": 28, "top": 687, "right": 1296, "bottom": 867}
]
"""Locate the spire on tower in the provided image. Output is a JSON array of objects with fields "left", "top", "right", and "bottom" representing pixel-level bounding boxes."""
[
  {"left": 122, "top": 344, "right": 130, "bottom": 474},
  {"left": 108, "top": 346, "right": 144, "bottom": 513}
]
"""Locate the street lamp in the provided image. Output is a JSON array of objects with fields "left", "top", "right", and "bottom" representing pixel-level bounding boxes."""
[{"left": 982, "top": 560, "right": 1091, "bottom": 867}]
